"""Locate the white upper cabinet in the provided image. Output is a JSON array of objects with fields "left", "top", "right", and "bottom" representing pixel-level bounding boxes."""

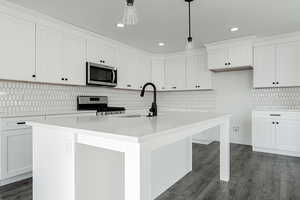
[
  {"left": 206, "top": 37, "right": 254, "bottom": 71},
  {"left": 36, "top": 25, "right": 86, "bottom": 85},
  {"left": 0, "top": 13, "right": 35, "bottom": 82},
  {"left": 116, "top": 46, "right": 139, "bottom": 89},
  {"left": 151, "top": 58, "right": 166, "bottom": 91},
  {"left": 137, "top": 54, "right": 152, "bottom": 90},
  {"left": 228, "top": 43, "right": 253, "bottom": 67},
  {"left": 186, "top": 53, "right": 212, "bottom": 90},
  {"left": 276, "top": 41, "right": 300, "bottom": 87},
  {"left": 165, "top": 55, "right": 186, "bottom": 90},
  {"left": 207, "top": 46, "right": 228, "bottom": 70},
  {"left": 253, "top": 45, "right": 276, "bottom": 88},
  {"left": 86, "top": 37, "right": 116, "bottom": 66},
  {"left": 253, "top": 40, "right": 300, "bottom": 88},
  {"left": 36, "top": 25, "right": 63, "bottom": 84},
  {"left": 62, "top": 32, "right": 86, "bottom": 85}
]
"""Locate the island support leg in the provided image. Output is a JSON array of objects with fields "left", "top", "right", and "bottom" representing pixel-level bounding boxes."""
[
  {"left": 220, "top": 119, "right": 230, "bottom": 182},
  {"left": 125, "top": 143, "right": 151, "bottom": 200}
]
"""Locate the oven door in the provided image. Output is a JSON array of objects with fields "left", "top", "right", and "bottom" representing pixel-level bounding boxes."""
[{"left": 86, "top": 62, "right": 117, "bottom": 87}]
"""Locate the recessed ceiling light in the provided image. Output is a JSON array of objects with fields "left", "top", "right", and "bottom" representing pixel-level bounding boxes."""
[
  {"left": 158, "top": 42, "right": 165, "bottom": 47},
  {"left": 116, "top": 23, "right": 125, "bottom": 28},
  {"left": 230, "top": 27, "right": 239, "bottom": 32}
]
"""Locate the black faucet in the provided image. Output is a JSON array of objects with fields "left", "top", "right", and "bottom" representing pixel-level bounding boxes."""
[{"left": 140, "top": 82, "right": 157, "bottom": 117}]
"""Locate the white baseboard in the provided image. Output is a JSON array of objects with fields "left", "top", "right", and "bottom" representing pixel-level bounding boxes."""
[
  {"left": 253, "top": 147, "right": 300, "bottom": 158},
  {"left": 0, "top": 172, "right": 32, "bottom": 186},
  {"left": 192, "top": 139, "right": 214, "bottom": 145}
]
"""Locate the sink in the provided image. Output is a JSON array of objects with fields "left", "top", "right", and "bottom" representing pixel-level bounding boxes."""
[{"left": 117, "top": 114, "right": 145, "bottom": 118}]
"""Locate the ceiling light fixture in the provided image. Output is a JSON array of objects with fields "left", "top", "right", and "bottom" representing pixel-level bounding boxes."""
[
  {"left": 122, "top": 0, "right": 138, "bottom": 25},
  {"left": 158, "top": 42, "right": 165, "bottom": 47},
  {"left": 116, "top": 23, "right": 125, "bottom": 28},
  {"left": 185, "top": 0, "right": 194, "bottom": 50},
  {"left": 230, "top": 27, "right": 239, "bottom": 32}
]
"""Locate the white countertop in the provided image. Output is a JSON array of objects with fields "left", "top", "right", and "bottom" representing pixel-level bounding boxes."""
[
  {"left": 28, "top": 111, "right": 230, "bottom": 142},
  {"left": 0, "top": 110, "right": 97, "bottom": 118}
]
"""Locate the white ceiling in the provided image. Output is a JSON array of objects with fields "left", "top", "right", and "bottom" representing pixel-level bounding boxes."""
[{"left": 6, "top": 0, "right": 300, "bottom": 53}]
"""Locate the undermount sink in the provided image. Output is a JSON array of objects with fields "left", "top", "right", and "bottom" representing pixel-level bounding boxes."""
[{"left": 118, "top": 114, "right": 145, "bottom": 118}]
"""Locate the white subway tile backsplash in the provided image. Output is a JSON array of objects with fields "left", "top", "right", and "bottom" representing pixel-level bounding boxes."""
[
  {"left": 0, "top": 80, "right": 152, "bottom": 115},
  {"left": 2, "top": 80, "right": 300, "bottom": 116}
]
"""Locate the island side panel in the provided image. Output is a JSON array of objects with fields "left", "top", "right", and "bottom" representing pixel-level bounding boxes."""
[
  {"left": 151, "top": 138, "right": 192, "bottom": 199},
  {"left": 220, "top": 119, "right": 230, "bottom": 182},
  {"left": 32, "top": 125, "right": 76, "bottom": 200}
]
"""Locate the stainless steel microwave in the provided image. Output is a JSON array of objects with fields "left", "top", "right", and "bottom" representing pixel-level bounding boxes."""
[{"left": 86, "top": 62, "right": 117, "bottom": 87}]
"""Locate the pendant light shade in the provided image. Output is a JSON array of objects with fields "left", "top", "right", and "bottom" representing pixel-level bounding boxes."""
[
  {"left": 122, "top": 0, "right": 138, "bottom": 25},
  {"left": 185, "top": 0, "right": 194, "bottom": 50}
]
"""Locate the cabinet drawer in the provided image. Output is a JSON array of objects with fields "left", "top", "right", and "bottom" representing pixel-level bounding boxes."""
[
  {"left": 253, "top": 111, "right": 300, "bottom": 120},
  {"left": 1, "top": 116, "right": 44, "bottom": 131}
]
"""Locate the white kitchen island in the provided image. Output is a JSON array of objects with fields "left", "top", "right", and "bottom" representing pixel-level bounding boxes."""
[{"left": 29, "top": 111, "right": 231, "bottom": 200}]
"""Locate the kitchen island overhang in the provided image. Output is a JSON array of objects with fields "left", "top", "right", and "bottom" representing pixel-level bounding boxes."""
[{"left": 29, "top": 111, "right": 231, "bottom": 200}]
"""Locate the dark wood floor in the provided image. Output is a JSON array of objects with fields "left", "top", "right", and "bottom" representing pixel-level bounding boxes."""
[{"left": 1, "top": 143, "right": 300, "bottom": 200}]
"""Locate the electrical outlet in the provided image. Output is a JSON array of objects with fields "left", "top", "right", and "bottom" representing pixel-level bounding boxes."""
[{"left": 233, "top": 127, "right": 239, "bottom": 134}]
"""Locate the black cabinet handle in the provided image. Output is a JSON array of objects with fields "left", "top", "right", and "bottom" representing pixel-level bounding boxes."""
[
  {"left": 276, "top": 122, "right": 279, "bottom": 124},
  {"left": 272, "top": 82, "right": 275, "bottom": 85},
  {"left": 272, "top": 122, "right": 275, "bottom": 124},
  {"left": 127, "top": 84, "right": 132, "bottom": 87},
  {"left": 32, "top": 74, "right": 36, "bottom": 78},
  {"left": 62, "top": 78, "right": 65, "bottom": 81},
  {"left": 17, "top": 122, "right": 26, "bottom": 125},
  {"left": 276, "top": 82, "right": 279, "bottom": 84},
  {"left": 65, "top": 78, "right": 68, "bottom": 81},
  {"left": 228, "top": 62, "right": 231, "bottom": 65},
  {"left": 225, "top": 63, "right": 228, "bottom": 66}
]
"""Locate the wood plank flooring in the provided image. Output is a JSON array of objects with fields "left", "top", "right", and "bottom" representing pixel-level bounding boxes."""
[{"left": 1, "top": 142, "right": 299, "bottom": 200}]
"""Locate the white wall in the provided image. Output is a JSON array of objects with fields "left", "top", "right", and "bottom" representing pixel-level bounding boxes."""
[{"left": 213, "top": 70, "right": 253, "bottom": 145}]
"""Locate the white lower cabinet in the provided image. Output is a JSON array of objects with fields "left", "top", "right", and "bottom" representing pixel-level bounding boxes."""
[
  {"left": 252, "top": 111, "right": 300, "bottom": 157},
  {"left": 276, "top": 119, "right": 300, "bottom": 152},
  {"left": 1, "top": 128, "right": 32, "bottom": 180}
]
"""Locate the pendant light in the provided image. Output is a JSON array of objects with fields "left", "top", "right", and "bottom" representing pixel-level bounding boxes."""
[
  {"left": 185, "top": 0, "right": 194, "bottom": 50},
  {"left": 122, "top": 0, "right": 138, "bottom": 25}
]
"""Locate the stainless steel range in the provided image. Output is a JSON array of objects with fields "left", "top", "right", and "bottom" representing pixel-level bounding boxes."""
[{"left": 77, "top": 96, "right": 125, "bottom": 115}]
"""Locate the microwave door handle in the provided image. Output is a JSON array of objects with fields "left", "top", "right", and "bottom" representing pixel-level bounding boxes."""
[{"left": 112, "top": 71, "right": 116, "bottom": 83}]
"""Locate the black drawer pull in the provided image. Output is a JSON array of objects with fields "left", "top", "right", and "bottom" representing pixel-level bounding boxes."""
[
  {"left": 16, "top": 122, "right": 26, "bottom": 125},
  {"left": 270, "top": 114, "right": 281, "bottom": 116}
]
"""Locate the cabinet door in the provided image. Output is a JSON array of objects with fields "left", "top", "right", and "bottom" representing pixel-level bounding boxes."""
[
  {"left": 36, "top": 25, "right": 63, "bottom": 83},
  {"left": 207, "top": 46, "right": 228, "bottom": 70},
  {"left": 0, "top": 13, "right": 35, "bottom": 82},
  {"left": 186, "top": 53, "right": 212, "bottom": 90},
  {"left": 87, "top": 37, "right": 116, "bottom": 66},
  {"left": 116, "top": 47, "right": 139, "bottom": 89},
  {"left": 228, "top": 44, "right": 253, "bottom": 68},
  {"left": 253, "top": 117, "right": 276, "bottom": 149},
  {"left": 165, "top": 55, "right": 186, "bottom": 90},
  {"left": 62, "top": 32, "right": 86, "bottom": 85},
  {"left": 1, "top": 128, "right": 32, "bottom": 179},
  {"left": 276, "top": 120, "right": 300, "bottom": 152},
  {"left": 277, "top": 42, "right": 300, "bottom": 87},
  {"left": 253, "top": 45, "right": 276, "bottom": 88},
  {"left": 151, "top": 58, "right": 165, "bottom": 90},
  {"left": 137, "top": 54, "right": 152, "bottom": 90}
]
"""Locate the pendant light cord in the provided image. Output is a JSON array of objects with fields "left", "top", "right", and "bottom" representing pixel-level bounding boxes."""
[{"left": 188, "top": 1, "right": 191, "bottom": 39}]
